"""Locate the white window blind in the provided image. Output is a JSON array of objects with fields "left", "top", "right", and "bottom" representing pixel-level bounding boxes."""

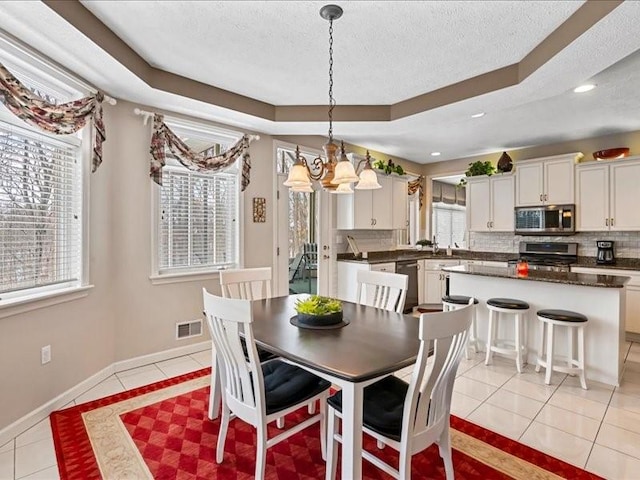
[
  {"left": 432, "top": 203, "right": 467, "bottom": 248},
  {"left": 158, "top": 167, "right": 239, "bottom": 273},
  {"left": 0, "top": 120, "right": 82, "bottom": 296}
]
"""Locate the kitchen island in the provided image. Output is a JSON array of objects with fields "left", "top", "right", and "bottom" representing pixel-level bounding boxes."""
[{"left": 444, "top": 264, "right": 630, "bottom": 386}]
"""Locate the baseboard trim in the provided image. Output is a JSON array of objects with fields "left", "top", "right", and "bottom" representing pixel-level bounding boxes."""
[{"left": 0, "top": 341, "right": 210, "bottom": 447}]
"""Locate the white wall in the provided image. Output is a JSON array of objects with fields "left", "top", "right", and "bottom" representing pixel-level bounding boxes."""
[{"left": 0, "top": 100, "right": 277, "bottom": 430}]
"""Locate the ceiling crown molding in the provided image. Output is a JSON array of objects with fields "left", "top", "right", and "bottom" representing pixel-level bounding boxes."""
[{"left": 42, "top": 0, "right": 622, "bottom": 123}]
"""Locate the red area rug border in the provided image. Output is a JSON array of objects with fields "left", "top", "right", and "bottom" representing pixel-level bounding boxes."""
[{"left": 50, "top": 367, "right": 602, "bottom": 480}]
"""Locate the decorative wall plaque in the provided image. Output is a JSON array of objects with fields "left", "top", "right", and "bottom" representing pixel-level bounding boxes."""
[{"left": 253, "top": 197, "right": 266, "bottom": 223}]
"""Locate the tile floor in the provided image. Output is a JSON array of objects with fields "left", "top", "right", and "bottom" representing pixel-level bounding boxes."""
[{"left": 2, "top": 345, "right": 640, "bottom": 479}]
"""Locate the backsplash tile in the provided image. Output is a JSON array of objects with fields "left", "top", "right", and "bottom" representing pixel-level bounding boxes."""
[{"left": 470, "top": 231, "right": 640, "bottom": 259}]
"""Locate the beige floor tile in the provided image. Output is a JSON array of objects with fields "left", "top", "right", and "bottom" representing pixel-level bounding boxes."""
[
  {"left": 621, "top": 368, "right": 640, "bottom": 385},
  {"left": 586, "top": 444, "right": 640, "bottom": 480},
  {"left": 535, "top": 404, "right": 600, "bottom": 441},
  {"left": 559, "top": 376, "right": 614, "bottom": 405},
  {"left": 518, "top": 363, "right": 567, "bottom": 386},
  {"left": 15, "top": 419, "right": 52, "bottom": 448},
  {"left": 19, "top": 465, "right": 60, "bottom": 480},
  {"left": 623, "top": 360, "right": 640, "bottom": 374},
  {"left": 155, "top": 356, "right": 204, "bottom": 379},
  {"left": 485, "top": 389, "right": 544, "bottom": 420},
  {"left": 462, "top": 362, "right": 515, "bottom": 387},
  {"left": 116, "top": 364, "right": 166, "bottom": 390},
  {"left": 596, "top": 423, "right": 640, "bottom": 460},
  {"left": 14, "top": 436, "right": 56, "bottom": 479},
  {"left": 501, "top": 376, "right": 557, "bottom": 402},
  {"left": 0, "top": 449, "right": 13, "bottom": 480},
  {"left": 74, "top": 376, "right": 125, "bottom": 405},
  {"left": 452, "top": 376, "right": 497, "bottom": 402},
  {"left": 190, "top": 350, "right": 212, "bottom": 368},
  {"left": 467, "top": 403, "right": 531, "bottom": 441},
  {"left": 450, "top": 392, "right": 482, "bottom": 419},
  {"left": 520, "top": 422, "right": 592, "bottom": 468},
  {"left": 609, "top": 391, "right": 640, "bottom": 416},
  {"left": 627, "top": 350, "right": 640, "bottom": 365},
  {"left": 548, "top": 390, "right": 607, "bottom": 421},
  {"left": 393, "top": 365, "right": 413, "bottom": 379},
  {"left": 604, "top": 406, "right": 640, "bottom": 435}
]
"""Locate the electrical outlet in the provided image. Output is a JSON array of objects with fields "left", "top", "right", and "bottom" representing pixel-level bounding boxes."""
[{"left": 41, "top": 345, "right": 51, "bottom": 365}]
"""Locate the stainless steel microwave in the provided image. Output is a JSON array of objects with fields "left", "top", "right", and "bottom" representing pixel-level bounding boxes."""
[{"left": 514, "top": 204, "right": 575, "bottom": 235}]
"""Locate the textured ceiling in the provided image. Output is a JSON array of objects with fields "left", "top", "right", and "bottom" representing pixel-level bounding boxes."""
[{"left": 0, "top": 1, "right": 639, "bottom": 165}]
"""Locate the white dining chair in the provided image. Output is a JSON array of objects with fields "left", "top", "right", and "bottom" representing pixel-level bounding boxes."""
[
  {"left": 325, "top": 299, "right": 474, "bottom": 480},
  {"left": 208, "top": 267, "right": 277, "bottom": 421},
  {"left": 356, "top": 269, "right": 409, "bottom": 314},
  {"left": 203, "top": 289, "right": 331, "bottom": 479}
]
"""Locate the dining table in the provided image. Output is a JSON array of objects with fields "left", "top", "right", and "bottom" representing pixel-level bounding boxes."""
[{"left": 226, "top": 294, "right": 422, "bottom": 480}]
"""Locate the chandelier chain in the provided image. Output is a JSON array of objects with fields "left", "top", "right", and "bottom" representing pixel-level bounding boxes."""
[{"left": 327, "top": 17, "right": 335, "bottom": 142}]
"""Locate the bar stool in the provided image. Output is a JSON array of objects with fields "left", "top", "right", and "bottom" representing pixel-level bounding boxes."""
[
  {"left": 535, "top": 309, "right": 588, "bottom": 389},
  {"left": 442, "top": 295, "right": 479, "bottom": 359},
  {"left": 485, "top": 297, "right": 530, "bottom": 373}
]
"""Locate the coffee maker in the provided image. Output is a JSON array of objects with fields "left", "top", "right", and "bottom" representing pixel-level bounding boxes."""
[{"left": 596, "top": 240, "right": 615, "bottom": 265}]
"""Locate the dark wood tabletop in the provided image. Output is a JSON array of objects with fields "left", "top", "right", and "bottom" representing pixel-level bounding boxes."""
[{"left": 250, "top": 295, "right": 420, "bottom": 382}]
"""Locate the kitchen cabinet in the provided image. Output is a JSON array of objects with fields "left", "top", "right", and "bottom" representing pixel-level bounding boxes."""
[
  {"left": 392, "top": 177, "right": 408, "bottom": 230},
  {"left": 571, "top": 266, "right": 640, "bottom": 335},
  {"left": 418, "top": 259, "right": 459, "bottom": 304},
  {"left": 576, "top": 157, "right": 640, "bottom": 231},
  {"left": 336, "top": 175, "right": 400, "bottom": 230},
  {"left": 336, "top": 261, "right": 395, "bottom": 302},
  {"left": 515, "top": 153, "right": 577, "bottom": 206},
  {"left": 466, "top": 174, "right": 514, "bottom": 232}
]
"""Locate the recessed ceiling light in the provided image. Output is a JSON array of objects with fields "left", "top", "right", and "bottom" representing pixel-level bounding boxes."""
[
  {"left": 431, "top": 152, "right": 441, "bottom": 157},
  {"left": 471, "top": 112, "right": 485, "bottom": 118},
  {"left": 573, "top": 84, "right": 596, "bottom": 93}
]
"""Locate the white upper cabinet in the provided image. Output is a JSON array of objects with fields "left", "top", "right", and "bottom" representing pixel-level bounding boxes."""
[
  {"left": 392, "top": 177, "right": 408, "bottom": 230},
  {"left": 576, "top": 157, "right": 640, "bottom": 231},
  {"left": 515, "top": 153, "right": 577, "bottom": 206},
  {"left": 466, "top": 174, "right": 514, "bottom": 232},
  {"left": 336, "top": 175, "right": 408, "bottom": 230}
]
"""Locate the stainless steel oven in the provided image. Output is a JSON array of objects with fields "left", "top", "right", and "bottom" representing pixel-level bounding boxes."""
[{"left": 514, "top": 204, "right": 575, "bottom": 235}]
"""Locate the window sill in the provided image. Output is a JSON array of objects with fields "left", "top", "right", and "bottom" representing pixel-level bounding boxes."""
[
  {"left": 0, "top": 285, "right": 94, "bottom": 320},
  {"left": 149, "top": 270, "right": 224, "bottom": 285}
]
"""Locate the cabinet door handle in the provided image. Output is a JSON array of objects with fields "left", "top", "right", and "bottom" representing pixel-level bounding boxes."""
[
  {"left": 487, "top": 221, "right": 490, "bottom": 228},
  {"left": 606, "top": 218, "right": 609, "bottom": 226},
  {"left": 610, "top": 217, "right": 614, "bottom": 226},
  {"left": 323, "top": 254, "right": 330, "bottom": 259},
  {"left": 371, "top": 218, "right": 374, "bottom": 226},
  {"left": 373, "top": 218, "right": 377, "bottom": 226},
  {"left": 406, "top": 220, "right": 409, "bottom": 226},
  {"left": 545, "top": 194, "right": 548, "bottom": 201},
  {"left": 540, "top": 194, "right": 543, "bottom": 202}
]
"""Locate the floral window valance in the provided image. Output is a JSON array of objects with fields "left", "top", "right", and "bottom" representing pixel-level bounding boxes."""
[
  {"left": 0, "top": 62, "right": 106, "bottom": 172},
  {"left": 149, "top": 114, "right": 252, "bottom": 191},
  {"left": 408, "top": 175, "right": 425, "bottom": 208}
]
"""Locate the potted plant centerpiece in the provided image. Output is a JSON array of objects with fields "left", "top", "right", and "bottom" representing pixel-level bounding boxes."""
[{"left": 293, "top": 295, "right": 345, "bottom": 328}]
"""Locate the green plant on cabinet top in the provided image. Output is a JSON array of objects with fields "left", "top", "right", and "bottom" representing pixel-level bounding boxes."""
[{"left": 458, "top": 161, "right": 496, "bottom": 186}]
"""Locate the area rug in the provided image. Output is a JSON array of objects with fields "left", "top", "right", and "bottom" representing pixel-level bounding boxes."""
[{"left": 50, "top": 368, "right": 601, "bottom": 479}]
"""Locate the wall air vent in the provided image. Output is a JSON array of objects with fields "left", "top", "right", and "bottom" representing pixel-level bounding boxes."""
[{"left": 176, "top": 319, "right": 203, "bottom": 339}]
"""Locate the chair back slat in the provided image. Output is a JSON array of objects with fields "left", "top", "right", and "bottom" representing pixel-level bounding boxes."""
[
  {"left": 220, "top": 267, "right": 272, "bottom": 300},
  {"left": 203, "top": 289, "right": 264, "bottom": 413},
  {"left": 403, "top": 300, "right": 473, "bottom": 442},
  {"left": 356, "top": 270, "right": 408, "bottom": 313}
]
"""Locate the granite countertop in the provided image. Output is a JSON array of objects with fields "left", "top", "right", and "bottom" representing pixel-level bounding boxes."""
[
  {"left": 444, "top": 264, "right": 630, "bottom": 288},
  {"left": 572, "top": 257, "right": 640, "bottom": 271}
]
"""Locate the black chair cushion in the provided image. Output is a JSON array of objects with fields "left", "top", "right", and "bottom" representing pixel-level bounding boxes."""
[
  {"left": 442, "top": 295, "right": 479, "bottom": 305},
  {"left": 537, "top": 309, "right": 588, "bottom": 323},
  {"left": 327, "top": 375, "right": 411, "bottom": 442},
  {"left": 241, "top": 338, "right": 278, "bottom": 362},
  {"left": 487, "top": 297, "right": 529, "bottom": 310},
  {"left": 262, "top": 360, "right": 330, "bottom": 415}
]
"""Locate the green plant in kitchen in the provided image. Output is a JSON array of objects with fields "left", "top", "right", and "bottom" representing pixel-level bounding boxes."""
[
  {"left": 373, "top": 158, "right": 404, "bottom": 175},
  {"left": 458, "top": 160, "right": 496, "bottom": 186},
  {"left": 295, "top": 295, "right": 343, "bottom": 315}
]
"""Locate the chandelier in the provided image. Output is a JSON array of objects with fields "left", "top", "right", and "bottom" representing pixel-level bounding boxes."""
[{"left": 284, "top": 4, "right": 381, "bottom": 194}]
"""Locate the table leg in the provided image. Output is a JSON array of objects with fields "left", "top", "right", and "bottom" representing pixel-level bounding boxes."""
[{"left": 340, "top": 382, "right": 364, "bottom": 480}]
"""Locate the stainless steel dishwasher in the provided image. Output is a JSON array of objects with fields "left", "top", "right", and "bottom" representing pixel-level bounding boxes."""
[{"left": 396, "top": 260, "right": 419, "bottom": 313}]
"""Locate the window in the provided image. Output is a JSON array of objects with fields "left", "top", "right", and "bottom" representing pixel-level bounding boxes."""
[
  {"left": 0, "top": 50, "right": 86, "bottom": 302},
  {"left": 155, "top": 120, "right": 241, "bottom": 276},
  {"left": 432, "top": 203, "right": 467, "bottom": 249}
]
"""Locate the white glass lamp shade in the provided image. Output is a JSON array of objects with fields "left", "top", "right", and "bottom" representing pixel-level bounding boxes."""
[
  {"left": 355, "top": 167, "right": 381, "bottom": 190},
  {"left": 331, "top": 182, "right": 354, "bottom": 194},
  {"left": 291, "top": 183, "right": 314, "bottom": 193},
  {"left": 331, "top": 159, "right": 359, "bottom": 184},
  {"left": 283, "top": 163, "right": 312, "bottom": 187}
]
